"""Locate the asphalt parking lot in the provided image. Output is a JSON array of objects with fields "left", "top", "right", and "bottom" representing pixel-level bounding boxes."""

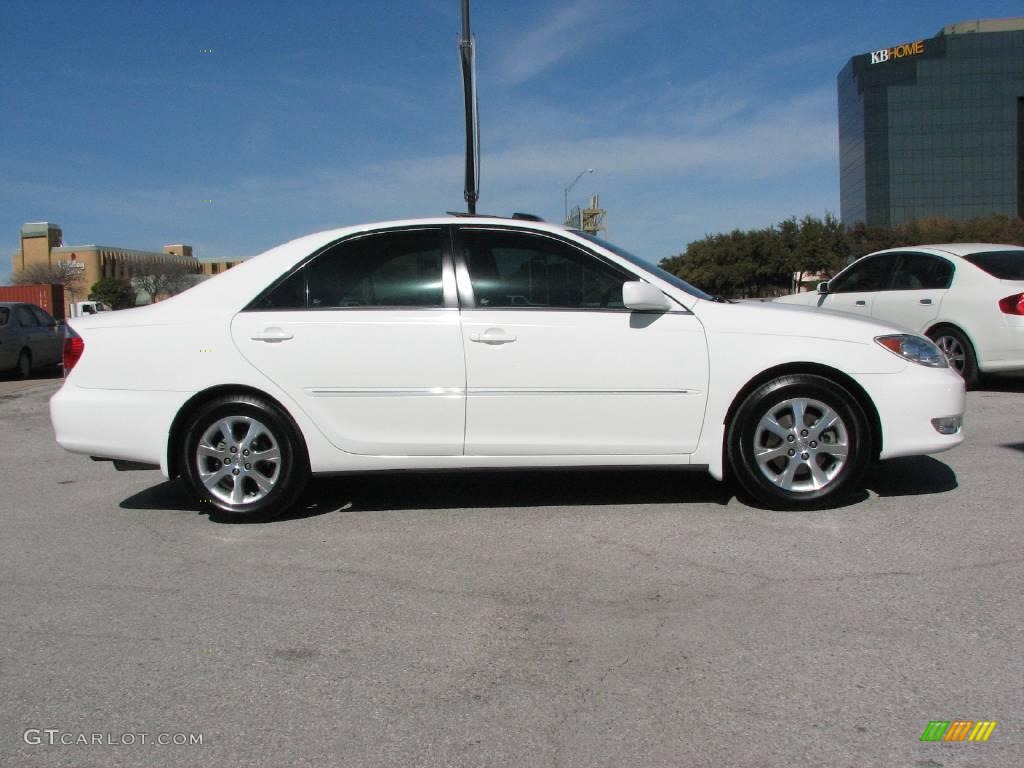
[{"left": 1, "top": 376, "right": 1022, "bottom": 768}]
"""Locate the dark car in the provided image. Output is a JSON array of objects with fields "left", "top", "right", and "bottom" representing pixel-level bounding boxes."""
[{"left": 0, "top": 301, "right": 63, "bottom": 378}]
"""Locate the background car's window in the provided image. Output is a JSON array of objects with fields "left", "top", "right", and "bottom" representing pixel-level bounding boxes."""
[
  {"left": 829, "top": 256, "right": 894, "bottom": 293},
  {"left": 15, "top": 306, "right": 38, "bottom": 327},
  {"left": 963, "top": 250, "right": 1024, "bottom": 280},
  {"left": 29, "top": 305, "right": 56, "bottom": 326},
  {"left": 0, "top": 308, "right": 9, "bottom": 326},
  {"left": 460, "top": 229, "right": 631, "bottom": 309},
  {"left": 256, "top": 229, "right": 444, "bottom": 309},
  {"left": 891, "top": 253, "right": 954, "bottom": 290}
]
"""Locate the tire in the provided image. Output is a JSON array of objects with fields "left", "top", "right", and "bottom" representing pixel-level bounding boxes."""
[
  {"left": 181, "top": 394, "right": 309, "bottom": 522},
  {"left": 727, "top": 374, "right": 871, "bottom": 510},
  {"left": 16, "top": 349, "right": 32, "bottom": 380},
  {"left": 927, "top": 326, "right": 978, "bottom": 390}
]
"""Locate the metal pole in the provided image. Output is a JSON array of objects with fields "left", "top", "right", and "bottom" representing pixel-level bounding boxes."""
[{"left": 460, "top": 0, "right": 479, "bottom": 214}]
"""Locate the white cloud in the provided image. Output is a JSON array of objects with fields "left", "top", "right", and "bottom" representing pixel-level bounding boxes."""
[{"left": 498, "top": 0, "right": 626, "bottom": 85}]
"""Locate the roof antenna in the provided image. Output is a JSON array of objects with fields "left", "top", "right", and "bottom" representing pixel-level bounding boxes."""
[{"left": 459, "top": 0, "right": 480, "bottom": 214}]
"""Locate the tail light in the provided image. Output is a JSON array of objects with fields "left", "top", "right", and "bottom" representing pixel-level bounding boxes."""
[
  {"left": 63, "top": 326, "right": 85, "bottom": 373},
  {"left": 998, "top": 292, "right": 1024, "bottom": 315}
]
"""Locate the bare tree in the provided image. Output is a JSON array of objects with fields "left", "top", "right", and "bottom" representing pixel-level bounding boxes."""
[
  {"left": 13, "top": 260, "right": 87, "bottom": 303},
  {"left": 132, "top": 261, "right": 198, "bottom": 302}
]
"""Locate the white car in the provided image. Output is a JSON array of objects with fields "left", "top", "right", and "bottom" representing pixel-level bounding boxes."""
[
  {"left": 775, "top": 244, "right": 1024, "bottom": 387},
  {"left": 50, "top": 216, "right": 966, "bottom": 519}
]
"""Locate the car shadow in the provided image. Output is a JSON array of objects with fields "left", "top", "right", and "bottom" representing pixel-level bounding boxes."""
[
  {"left": 978, "top": 374, "right": 1024, "bottom": 393},
  {"left": 120, "top": 469, "right": 736, "bottom": 523},
  {"left": 862, "top": 455, "right": 958, "bottom": 497},
  {"left": 121, "top": 456, "right": 959, "bottom": 523}
]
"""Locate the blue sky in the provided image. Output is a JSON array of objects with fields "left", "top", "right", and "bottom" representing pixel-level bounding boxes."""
[{"left": 1, "top": 0, "right": 1019, "bottom": 282}]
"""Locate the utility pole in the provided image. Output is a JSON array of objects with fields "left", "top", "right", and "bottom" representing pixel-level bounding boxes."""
[{"left": 459, "top": 0, "right": 479, "bottom": 214}]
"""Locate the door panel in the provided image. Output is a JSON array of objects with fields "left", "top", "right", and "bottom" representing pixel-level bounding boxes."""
[
  {"left": 232, "top": 310, "right": 466, "bottom": 455},
  {"left": 452, "top": 227, "right": 708, "bottom": 456},
  {"left": 460, "top": 309, "right": 708, "bottom": 454},
  {"left": 869, "top": 253, "right": 952, "bottom": 332},
  {"left": 231, "top": 227, "right": 466, "bottom": 456}
]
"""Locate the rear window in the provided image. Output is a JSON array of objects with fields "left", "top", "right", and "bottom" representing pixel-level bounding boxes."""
[
  {"left": 963, "top": 250, "right": 1024, "bottom": 280},
  {"left": 0, "top": 307, "right": 8, "bottom": 326}
]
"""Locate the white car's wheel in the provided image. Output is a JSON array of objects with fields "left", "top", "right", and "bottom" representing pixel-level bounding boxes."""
[
  {"left": 182, "top": 394, "right": 309, "bottom": 521},
  {"left": 927, "top": 326, "right": 978, "bottom": 389},
  {"left": 727, "top": 375, "right": 871, "bottom": 509}
]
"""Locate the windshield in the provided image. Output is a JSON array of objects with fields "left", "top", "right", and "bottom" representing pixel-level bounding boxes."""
[
  {"left": 963, "top": 250, "right": 1024, "bottom": 280},
  {"left": 572, "top": 231, "right": 713, "bottom": 300}
]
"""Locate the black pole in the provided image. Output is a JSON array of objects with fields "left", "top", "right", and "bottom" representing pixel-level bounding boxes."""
[{"left": 460, "top": 0, "right": 479, "bottom": 214}]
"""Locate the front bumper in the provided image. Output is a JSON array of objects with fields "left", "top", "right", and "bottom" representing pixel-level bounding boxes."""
[{"left": 855, "top": 365, "right": 966, "bottom": 460}]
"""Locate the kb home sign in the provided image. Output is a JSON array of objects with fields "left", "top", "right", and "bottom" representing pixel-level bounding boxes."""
[{"left": 870, "top": 40, "right": 924, "bottom": 64}]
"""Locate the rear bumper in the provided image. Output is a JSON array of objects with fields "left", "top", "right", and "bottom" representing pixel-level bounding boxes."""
[{"left": 50, "top": 384, "right": 186, "bottom": 475}]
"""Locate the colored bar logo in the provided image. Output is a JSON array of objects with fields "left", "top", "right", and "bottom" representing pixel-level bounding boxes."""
[{"left": 920, "top": 720, "right": 997, "bottom": 742}]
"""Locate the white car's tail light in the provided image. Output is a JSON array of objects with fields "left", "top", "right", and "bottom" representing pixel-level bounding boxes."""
[
  {"left": 63, "top": 326, "right": 85, "bottom": 373},
  {"left": 998, "top": 292, "right": 1024, "bottom": 315}
]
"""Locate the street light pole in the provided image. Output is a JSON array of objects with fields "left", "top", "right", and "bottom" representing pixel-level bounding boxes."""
[{"left": 563, "top": 168, "right": 594, "bottom": 225}]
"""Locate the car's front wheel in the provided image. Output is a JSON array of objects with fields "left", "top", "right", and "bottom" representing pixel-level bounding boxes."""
[
  {"left": 181, "top": 394, "right": 309, "bottom": 521},
  {"left": 727, "top": 375, "right": 871, "bottom": 509}
]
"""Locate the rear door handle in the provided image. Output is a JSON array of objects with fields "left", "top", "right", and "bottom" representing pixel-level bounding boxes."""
[
  {"left": 470, "top": 329, "right": 517, "bottom": 345},
  {"left": 855, "top": 300, "right": 867, "bottom": 306},
  {"left": 919, "top": 298, "right": 933, "bottom": 305},
  {"left": 251, "top": 327, "right": 294, "bottom": 343}
]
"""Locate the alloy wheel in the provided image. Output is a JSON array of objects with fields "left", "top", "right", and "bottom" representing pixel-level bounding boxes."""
[
  {"left": 933, "top": 334, "right": 966, "bottom": 373},
  {"left": 195, "top": 415, "right": 282, "bottom": 506},
  {"left": 753, "top": 397, "right": 849, "bottom": 493}
]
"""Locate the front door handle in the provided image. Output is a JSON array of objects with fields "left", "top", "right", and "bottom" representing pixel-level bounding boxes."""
[
  {"left": 251, "top": 327, "right": 294, "bottom": 343},
  {"left": 470, "top": 328, "right": 517, "bottom": 345},
  {"left": 919, "top": 298, "right": 933, "bottom": 305},
  {"left": 855, "top": 300, "right": 867, "bottom": 306}
]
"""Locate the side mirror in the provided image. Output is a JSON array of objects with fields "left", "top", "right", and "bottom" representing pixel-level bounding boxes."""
[
  {"left": 623, "top": 281, "right": 671, "bottom": 312},
  {"left": 817, "top": 281, "right": 830, "bottom": 295}
]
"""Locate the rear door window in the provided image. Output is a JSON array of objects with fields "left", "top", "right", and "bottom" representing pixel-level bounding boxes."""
[
  {"left": 29, "top": 305, "right": 57, "bottom": 326},
  {"left": 963, "top": 251, "right": 1024, "bottom": 280},
  {"left": 15, "top": 306, "right": 39, "bottom": 327},
  {"left": 891, "top": 253, "right": 954, "bottom": 290},
  {"left": 252, "top": 228, "right": 446, "bottom": 310}
]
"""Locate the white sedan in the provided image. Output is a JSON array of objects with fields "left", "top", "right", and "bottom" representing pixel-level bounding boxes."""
[
  {"left": 51, "top": 217, "right": 965, "bottom": 520},
  {"left": 775, "top": 244, "right": 1024, "bottom": 387}
]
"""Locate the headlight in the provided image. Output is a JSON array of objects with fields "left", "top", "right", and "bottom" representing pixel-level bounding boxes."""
[{"left": 875, "top": 334, "right": 948, "bottom": 368}]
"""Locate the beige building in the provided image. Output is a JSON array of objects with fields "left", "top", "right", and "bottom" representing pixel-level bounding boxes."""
[{"left": 11, "top": 222, "right": 243, "bottom": 299}]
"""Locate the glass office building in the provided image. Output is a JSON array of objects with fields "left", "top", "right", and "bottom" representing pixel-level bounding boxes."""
[{"left": 838, "top": 18, "right": 1024, "bottom": 227}]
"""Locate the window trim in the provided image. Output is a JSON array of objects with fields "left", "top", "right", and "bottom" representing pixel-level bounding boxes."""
[
  {"left": 243, "top": 226, "right": 458, "bottom": 312},
  {"left": 451, "top": 225, "right": 686, "bottom": 313}
]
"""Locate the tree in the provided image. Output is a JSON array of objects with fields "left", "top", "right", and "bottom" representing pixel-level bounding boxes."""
[
  {"left": 89, "top": 278, "right": 136, "bottom": 309},
  {"left": 13, "top": 259, "right": 87, "bottom": 303},
  {"left": 132, "top": 262, "right": 197, "bottom": 303}
]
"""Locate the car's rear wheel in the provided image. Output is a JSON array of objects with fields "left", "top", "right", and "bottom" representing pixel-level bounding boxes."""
[
  {"left": 727, "top": 374, "right": 871, "bottom": 509},
  {"left": 181, "top": 394, "right": 309, "bottom": 522},
  {"left": 16, "top": 349, "right": 31, "bottom": 379},
  {"left": 927, "top": 325, "right": 978, "bottom": 389}
]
